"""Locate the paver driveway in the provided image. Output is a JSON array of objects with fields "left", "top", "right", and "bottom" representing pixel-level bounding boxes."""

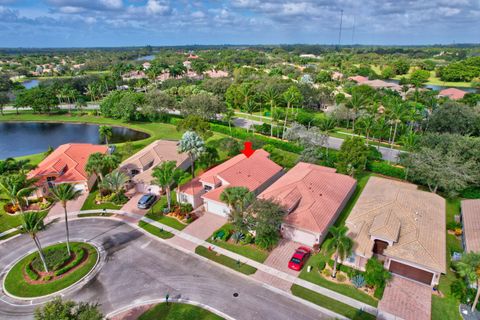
[
  {"left": 46, "top": 192, "right": 88, "bottom": 223},
  {"left": 120, "top": 193, "right": 150, "bottom": 217}
]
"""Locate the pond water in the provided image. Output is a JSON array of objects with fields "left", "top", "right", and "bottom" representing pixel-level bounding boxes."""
[
  {"left": 0, "top": 122, "right": 149, "bottom": 159},
  {"left": 385, "top": 79, "right": 478, "bottom": 93},
  {"left": 20, "top": 79, "right": 40, "bottom": 89},
  {"left": 135, "top": 55, "right": 155, "bottom": 61}
]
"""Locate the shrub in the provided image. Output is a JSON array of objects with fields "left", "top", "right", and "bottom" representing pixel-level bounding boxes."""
[
  {"left": 365, "top": 257, "right": 391, "bottom": 288},
  {"left": 262, "top": 144, "right": 275, "bottom": 153},
  {"left": 25, "top": 263, "right": 39, "bottom": 281},
  {"left": 351, "top": 274, "right": 366, "bottom": 288},
  {"left": 374, "top": 284, "right": 385, "bottom": 299},
  {"left": 213, "top": 228, "right": 230, "bottom": 241},
  {"left": 461, "top": 187, "right": 480, "bottom": 199},
  {"left": 32, "top": 246, "right": 70, "bottom": 272},
  {"left": 54, "top": 248, "right": 85, "bottom": 277},
  {"left": 454, "top": 228, "right": 463, "bottom": 236},
  {"left": 318, "top": 261, "right": 326, "bottom": 271},
  {"left": 447, "top": 221, "right": 461, "bottom": 231},
  {"left": 43, "top": 275, "right": 52, "bottom": 281},
  {"left": 367, "top": 161, "right": 406, "bottom": 180},
  {"left": 231, "top": 231, "right": 245, "bottom": 244},
  {"left": 322, "top": 268, "right": 332, "bottom": 277},
  {"left": 240, "top": 233, "right": 254, "bottom": 245},
  {"left": 336, "top": 273, "right": 347, "bottom": 282}
]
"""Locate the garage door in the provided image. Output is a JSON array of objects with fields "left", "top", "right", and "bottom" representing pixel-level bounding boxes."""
[
  {"left": 205, "top": 200, "right": 230, "bottom": 217},
  {"left": 389, "top": 260, "right": 433, "bottom": 285},
  {"left": 281, "top": 225, "right": 317, "bottom": 247}
]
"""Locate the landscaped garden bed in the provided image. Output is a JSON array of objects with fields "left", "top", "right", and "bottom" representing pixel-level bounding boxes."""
[
  {"left": 207, "top": 224, "right": 269, "bottom": 263},
  {"left": 138, "top": 302, "right": 224, "bottom": 320},
  {"left": 145, "top": 191, "right": 195, "bottom": 230},
  {"left": 3, "top": 242, "right": 98, "bottom": 298}
]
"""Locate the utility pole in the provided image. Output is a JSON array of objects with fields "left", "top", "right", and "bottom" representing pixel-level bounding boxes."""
[
  {"left": 352, "top": 15, "right": 356, "bottom": 44},
  {"left": 338, "top": 9, "right": 344, "bottom": 46}
]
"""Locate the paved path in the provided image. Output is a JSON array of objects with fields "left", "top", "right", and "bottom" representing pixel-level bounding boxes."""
[
  {"left": 0, "top": 219, "right": 336, "bottom": 320},
  {"left": 45, "top": 192, "right": 88, "bottom": 224}
]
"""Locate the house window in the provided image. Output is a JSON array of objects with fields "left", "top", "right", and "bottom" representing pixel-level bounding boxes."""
[
  {"left": 346, "top": 253, "right": 356, "bottom": 264},
  {"left": 204, "top": 185, "right": 212, "bottom": 192},
  {"left": 179, "top": 193, "right": 188, "bottom": 203}
]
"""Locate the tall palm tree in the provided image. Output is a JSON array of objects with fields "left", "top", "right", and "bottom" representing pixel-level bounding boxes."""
[
  {"left": 220, "top": 186, "right": 255, "bottom": 233},
  {"left": 99, "top": 171, "right": 128, "bottom": 195},
  {"left": 346, "top": 92, "right": 368, "bottom": 132},
  {"left": 178, "top": 131, "right": 205, "bottom": 178},
  {"left": 263, "top": 88, "right": 279, "bottom": 137},
  {"left": 455, "top": 252, "right": 480, "bottom": 312},
  {"left": 282, "top": 86, "right": 303, "bottom": 140},
  {"left": 323, "top": 225, "right": 353, "bottom": 278},
  {"left": 86, "top": 83, "right": 98, "bottom": 102},
  {"left": 223, "top": 108, "right": 235, "bottom": 133},
  {"left": 357, "top": 114, "right": 375, "bottom": 146},
  {"left": 317, "top": 117, "right": 337, "bottom": 158},
  {"left": 98, "top": 125, "right": 113, "bottom": 145},
  {"left": 0, "top": 174, "right": 37, "bottom": 214},
  {"left": 152, "top": 161, "right": 185, "bottom": 211},
  {"left": 85, "top": 152, "right": 106, "bottom": 182},
  {"left": 21, "top": 211, "right": 49, "bottom": 272},
  {"left": 386, "top": 97, "right": 405, "bottom": 152},
  {"left": 50, "top": 184, "right": 81, "bottom": 256}
]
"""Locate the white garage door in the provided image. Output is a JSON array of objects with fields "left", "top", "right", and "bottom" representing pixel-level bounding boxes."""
[
  {"left": 282, "top": 225, "right": 317, "bottom": 247},
  {"left": 73, "top": 184, "right": 85, "bottom": 192},
  {"left": 205, "top": 200, "right": 230, "bottom": 217}
]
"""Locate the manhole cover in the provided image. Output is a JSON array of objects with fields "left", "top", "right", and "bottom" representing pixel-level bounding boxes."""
[{"left": 233, "top": 293, "right": 239, "bottom": 297}]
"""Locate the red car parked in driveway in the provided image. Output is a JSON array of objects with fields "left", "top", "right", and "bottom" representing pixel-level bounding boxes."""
[{"left": 288, "top": 246, "right": 311, "bottom": 271}]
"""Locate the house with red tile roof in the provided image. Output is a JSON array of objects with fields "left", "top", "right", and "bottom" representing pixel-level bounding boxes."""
[
  {"left": 438, "top": 88, "right": 467, "bottom": 100},
  {"left": 258, "top": 163, "right": 356, "bottom": 247},
  {"left": 348, "top": 75, "right": 369, "bottom": 83},
  {"left": 177, "top": 149, "right": 283, "bottom": 217},
  {"left": 28, "top": 143, "right": 108, "bottom": 197}
]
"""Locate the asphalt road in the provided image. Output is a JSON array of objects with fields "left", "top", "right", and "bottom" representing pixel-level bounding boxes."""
[{"left": 0, "top": 219, "right": 331, "bottom": 320}]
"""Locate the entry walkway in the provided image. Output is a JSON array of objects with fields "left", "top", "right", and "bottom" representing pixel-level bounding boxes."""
[{"left": 45, "top": 192, "right": 88, "bottom": 224}]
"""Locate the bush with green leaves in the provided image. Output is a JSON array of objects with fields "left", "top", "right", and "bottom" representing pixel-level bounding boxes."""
[
  {"left": 365, "top": 257, "right": 392, "bottom": 290},
  {"left": 34, "top": 297, "right": 103, "bottom": 320},
  {"left": 25, "top": 263, "right": 39, "bottom": 281},
  {"left": 367, "top": 161, "right": 406, "bottom": 180},
  {"left": 240, "top": 233, "right": 254, "bottom": 245},
  {"left": 231, "top": 231, "right": 245, "bottom": 244},
  {"left": 318, "top": 260, "right": 326, "bottom": 271},
  {"left": 54, "top": 248, "right": 85, "bottom": 277}
]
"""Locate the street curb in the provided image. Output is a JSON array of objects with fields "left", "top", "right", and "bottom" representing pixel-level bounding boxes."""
[
  {"left": 1, "top": 240, "right": 105, "bottom": 302},
  {"left": 106, "top": 298, "right": 235, "bottom": 320}
]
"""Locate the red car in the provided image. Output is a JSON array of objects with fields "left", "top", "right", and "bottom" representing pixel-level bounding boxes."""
[{"left": 288, "top": 246, "right": 311, "bottom": 271}]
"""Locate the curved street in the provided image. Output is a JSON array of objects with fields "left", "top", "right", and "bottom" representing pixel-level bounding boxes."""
[{"left": 0, "top": 218, "right": 330, "bottom": 320}]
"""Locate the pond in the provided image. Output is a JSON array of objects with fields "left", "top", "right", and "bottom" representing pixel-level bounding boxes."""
[
  {"left": 385, "top": 79, "right": 478, "bottom": 93},
  {"left": 20, "top": 79, "right": 40, "bottom": 89},
  {"left": 135, "top": 55, "right": 155, "bottom": 61},
  {"left": 0, "top": 122, "right": 150, "bottom": 159}
]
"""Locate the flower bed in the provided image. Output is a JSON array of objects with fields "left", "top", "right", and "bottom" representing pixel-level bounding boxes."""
[{"left": 4, "top": 242, "right": 98, "bottom": 298}]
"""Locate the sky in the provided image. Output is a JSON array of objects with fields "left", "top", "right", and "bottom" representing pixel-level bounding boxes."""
[{"left": 0, "top": 0, "right": 479, "bottom": 47}]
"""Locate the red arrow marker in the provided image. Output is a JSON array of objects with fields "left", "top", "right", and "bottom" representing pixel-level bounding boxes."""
[{"left": 241, "top": 141, "right": 255, "bottom": 158}]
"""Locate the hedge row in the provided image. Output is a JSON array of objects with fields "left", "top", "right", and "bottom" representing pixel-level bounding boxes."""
[
  {"left": 367, "top": 161, "right": 406, "bottom": 180},
  {"left": 25, "top": 263, "right": 39, "bottom": 281},
  {"left": 54, "top": 248, "right": 85, "bottom": 277}
]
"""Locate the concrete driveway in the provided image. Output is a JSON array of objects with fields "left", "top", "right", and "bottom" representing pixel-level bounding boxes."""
[
  {"left": 0, "top": 219, "right": 331, "bottom": 320},
  {"left": 120, "top": 193, "right": 150, "bottom": 217}
]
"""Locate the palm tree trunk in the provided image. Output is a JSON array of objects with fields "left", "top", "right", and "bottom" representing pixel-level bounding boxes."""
[
  {"left": 472, "top": 280, "right": 480, "bottom": 312},
  {"left": 33, "top": 235, "right": 49, "bottom": 272},
  {"left": 166, "top": 187, "right": 171, "bottom": 211},
  {"left": 332, "top": 250, "right": 339, "bottom": 278},
  {"left": 63, "top": 204, "right": 71, "bottom": 256},
  {"left": 282, "top": 104, "right": 290, "bottom": 140},
  {"left": 270, "top": 103, "right": 274, "bottom": 137}
]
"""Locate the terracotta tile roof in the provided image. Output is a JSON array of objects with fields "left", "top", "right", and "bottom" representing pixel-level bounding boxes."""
[
  {"left": 369, "top": 210, "right": 401, "bottom": 243},
  {"left": 259, "top": 163, "right": 356, "bottom": 234},
  {"left": 180, "top": 149, "right": 282, "bottom": 202},
  {"left": 363, "top": 79, "right": 402, "bottom": 91},
  {"left": 346, "top": 177, "right": 446, "bottom": 273},
  {"left": 461, "top": 199, "right": 480, "bottom": 253},
  {"left": 378, "top": 276, "right": 431, "bottom": 320},
  {"left": 119, "top": 140, "right": 189, "bottom": 185},
  {"left": 438, "top": 88, "right": 467, "bottom": 100},
  {"left": 28, "top": 143, "right": 108, "bottom": 185},
  {"left": 178, "top": 177, "right": 204, "bottom": 195},
  {"left": 348, "top": 75, "right": 369, "bottom": 83}
]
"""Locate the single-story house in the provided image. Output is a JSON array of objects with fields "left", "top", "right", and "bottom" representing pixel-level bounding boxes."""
[
  {"left": 363, "top": 79, "right": 402, "bottom": 92},
  {"left": 119, "top": 140, "right": 191, "bottom": 195},
  {"left": 258, "top": 163, "right": 356, "bottom": 247},
  {"left": 28, "top": 143, "right": 108, "bottom": 197},
  {"left": 438, "top": 88, "right": 467, "bottom": 100},
  {"left": 177, "top": 149, "right": 283, "bottom": 217},
  {"left": 348, "top": 75, "right": 369, "bottom": 84},
  {"left": 461, "top": 199, "right": 480, "bottom": 253},
  {"left": 345, "top": 177, "right": 446, "bottom": 286}
]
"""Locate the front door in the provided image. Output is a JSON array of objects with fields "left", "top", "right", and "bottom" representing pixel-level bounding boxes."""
[{"left": 373, "top": 240, "right": 389, "bottom": 255}]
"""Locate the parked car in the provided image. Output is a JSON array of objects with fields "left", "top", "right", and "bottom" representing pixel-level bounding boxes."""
[
  {"left": 137, "top": 194, "right": 157, "bottom": 209},
  {"left": 288, "top": 246, "right": 311, "bottom": 271}
]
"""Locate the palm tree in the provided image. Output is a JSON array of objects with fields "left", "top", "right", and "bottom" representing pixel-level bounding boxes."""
[
  {"left": 318, "top": 117, "right": 337, "bottom": 158},
  {"left": 223, "top": 108, "right": 235, "bottom": 133},
  {"left": 86, "top": 83, "right": 98, "bottom": 102},
  {"left": 21, "top": 211, "right": 49, "bottom": 272},
  {"left": 98, "top": 125, "right": 113, "bottom": 145},
  {"left": 346, "top": 92, "right": 368, "bottom": 132},
  {"left": 356, "top": 115, "right": 375, "bottom": 146},
  {"left": 100, "top": 171, "right": 128, "bottom": 195},
  {"left": 178, "top": 131, "right": 205, "bottom": 178},
  {"left": 152, "top": 161, "right": 185, "bottom": 212},
  {"left": 0, "top": 173, "right": 37, "bottom": 214},
  {"left": 386, "top": 97, "right": 405, "bottom": 153},
  {"left": 263, "top": 88, "right": 279, "bottom": 137},
  {"left": 455, "top": 252, "right": 480, "bottom": 312},
  {"left": 282, "top": 86, "right": 303, "bottom": 140},
  {"left": 85, "top": 152, "right": 107, "bottom": 182},
  {"left": 50, "top": 184, "right": 81, "bottom": 256},
  {"left": 323, "top": 225, "right": 353, "bottom": 278},
  {"left": 220, "top": 186, "right": 255, "bottom": 233}
]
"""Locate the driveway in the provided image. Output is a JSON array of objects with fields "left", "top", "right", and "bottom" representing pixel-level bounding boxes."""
[
  {"left": 252, "top": 239, "right": 306, "bottom": 291},
  {"left": 0, "top": 219, "right": 331, "bottom": 320},
  {"left": 378, "top": 276, "right": 432, "bottom": 320},
  {"left": 45, "top": 192, "right": 88, "bottom": 223},
  {"left": 168, "top": 212, "right": 227, "bottom": 252},
  {"left": 120, "top": 193, "right": 150, "bottom": 217}
]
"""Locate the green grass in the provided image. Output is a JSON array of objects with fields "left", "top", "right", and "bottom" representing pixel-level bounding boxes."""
[
  {"left": 299, "top": 253, "right": 378, "bottom": 307},
  {"left": 291, "top": 284, "right": 376, "bottom": 320},
  {"left": 195, "top": 246, "right": 257, "bottom": 275},
  {"left": 80, "top": 189, "right": 123, "bottom": 211},
  {"left": 392, "top": 70, "right": 473, "bottom": 88},
  {"left": 77, "top": 212, "right": 114, "bottom": 218},
  {"left": 0, "top": 206, "right": 23, "bottom": 233},
  {"left": 4, "top": 242, "right": 98, "bottom": 298},
  {"left": 138, "top": 221, "right": 174, "bottom": 239},
  {"left": 14, "top": 152, "right": 46, "bottom": 167},
  {"left": 0, "top": 228, "right": 21, "bottom": 240},
  {"left": 139, "top": 302, "right": 224, "bottom": 320},
  {"left": 206, "top": 224, "right": 269, "bottom": 263},
  {"left": 144, "top": 192, "right": 188, "bottom": 231}
]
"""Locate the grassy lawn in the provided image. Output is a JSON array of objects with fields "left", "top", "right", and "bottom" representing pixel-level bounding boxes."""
[
  {"left": 139, "top": 302, "right": 224, "bottom": 320},
  {"left": 206, "top": 224, "right": 269, "bottom": 263},
  {"left": 299, "top": 253, "right": 378, "bottom": 307},
  {"left": 80, "top": 189, "right": 123, "bottom": 211},
  {"left": 392, "top": 70, "right": 473, "bottom": 88},
  {"left": 0, "top": 229, "right": 21, "bottom": 240},
  {"left": 4, "top": 242, "right": 98, "bottom": 298},
  {"left": 14, "top": 152, "right": 46, "bottom": 166},
  {"left": 291, "top": 284, "right": 375, "bottom": 320},
  {"left": 195, "top": 246, "right": 257, "bottom": 275},
  {"left": 138, "top": 221, "right": 174, "bottom": 239},
  {"left": 432, "top": 198, "right": 462, "bottom": 320},
  {"left": 0, "top": 205, "right": 23, "bottom": 233},
  {"left": 144, "top": 191, "right": 187, "bottom": 231}
]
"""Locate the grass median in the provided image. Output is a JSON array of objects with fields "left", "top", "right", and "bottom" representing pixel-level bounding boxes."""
[
  {"left": 138, "top": 221, "right": 174, "bottom": 239},
  {"left": 139, "top": 302, "right": 224, "bottom": 320},
  {"left": 195, "top": 246, "right": 257, "bottom": 275}
]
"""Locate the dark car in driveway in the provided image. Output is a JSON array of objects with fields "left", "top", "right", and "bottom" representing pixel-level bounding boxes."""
[{"left": 137, "top": 194, "right": 157, "bottom": 209}]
